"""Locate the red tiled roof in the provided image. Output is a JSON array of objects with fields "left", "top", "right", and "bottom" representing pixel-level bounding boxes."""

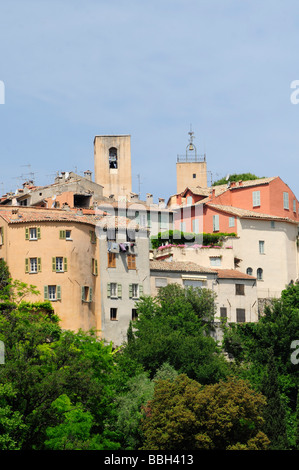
[{"left": 214, "top": 269, "right": 256, "bottom": 280}]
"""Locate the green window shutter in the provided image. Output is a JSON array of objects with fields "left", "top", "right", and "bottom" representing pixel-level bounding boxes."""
[
  {"left": 59, "top": 230, "right": 66, "bottom": 239},
  {"left": 0, "top": 227, "right": 4, "bottom": 244},
  {"left": 52, "top": 257, "right": 56, "bottom": 272},
  {"left": 57, "top": 285, "right": 61, "bottom": 300},
  {"left": 117, "top": 284, "right": 122, "bottom": 298},
  {"left": 139, "top": 284, "right": 143, "bottom": 296},
  {"left": 37, "top": 227, "right": 41, "bottom": 239},
  {"left": 95, "top": 260, "right": 98, "bottom": 276},
  {"left": 81, "top": 286, "right": 86, "bottom": 301},
  {"left": 89, "top": 287, "right": 93, "bottom": 303},
  {"left": 25, "top": 227, "right": 29, "bottom": 240},
  {"left": 37, "top": 258, "right": 42, "bottom": 272},
  {"left": 63, "top": 258, "right": 68, "bottom": 272},
  {"left": 44, "top": 286, "right": 49, "bottom": 300},
  {"left": 107, "top": 283, "right": 111, "bottom": 298},
  {"left": 129, "top": 284, "right": 133, "bottom": 299},
  {"left": 25, "top": 258, "right": 29, "bottom": 273}
]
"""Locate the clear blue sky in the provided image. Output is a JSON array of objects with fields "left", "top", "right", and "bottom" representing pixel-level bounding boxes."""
[{"left": 0, "top": 0, "right": 299, "bottom": 201}]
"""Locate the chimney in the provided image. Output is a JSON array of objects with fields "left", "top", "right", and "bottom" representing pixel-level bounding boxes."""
[
  {"left": 130, "top": 192, "right": 139, "bottom": 202},
  {"left": 146, "top": 193, "right": 153, "bottom": 206},
  {"left": 239, "top": 180, "right": 243, "bottom": 186},
  {"left": 158, "top": 198, "right": 165, "bottom": 208},
  {"left": 230, "top": 181, "right": 236, "bottom": 187},
  {"left": 84, "top": 170, "right": 92, "bottom": 181},
  {"left": 11, "top": 209, "right": 20, "bottom": 220}
]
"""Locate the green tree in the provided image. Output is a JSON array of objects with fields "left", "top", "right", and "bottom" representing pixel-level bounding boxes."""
[
  {"left": 0, "top": 293, "right": 120, "bottom": 449},
  {"left": 0, "top": 383, "right": 27, "bottom": 450},
  {"left": 141, "top": 375, "right": 270, "bottom": 450},
  {"left": 222, "top": 283, "right": 299, "bottom": 448},
  {"left": 212, "top": 173, "right": 263, "bottom": 186},
  {"left": 261, "top": 349, "right": 288, "bottom": 450},
  {"left": 0, "top": 259, "right": 11, "bottom": 300},
  {"left": 122, "top": 285, "right": 228, "bottom": 384},
  {"left": 45, "top": 394, "right": 119, "bottom": 450}
]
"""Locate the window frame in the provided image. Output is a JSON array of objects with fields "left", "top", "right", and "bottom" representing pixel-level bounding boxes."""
[
  {"left": 235, "top": 283, "right": 245, "bottom": 296},
  {"left": 108, "top": 252, "right": 116, "bottom": 268},
  {"left": 127, "top": 254, "right": 136, "bottom": 270}
]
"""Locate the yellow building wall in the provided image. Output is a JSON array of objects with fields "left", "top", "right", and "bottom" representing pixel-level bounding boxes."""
[
  {"left": 176, "top": 161, "right": 207, "bottom": 193},
  {"left": 0, "top": 221, "right": 101, "bottom": 334}
]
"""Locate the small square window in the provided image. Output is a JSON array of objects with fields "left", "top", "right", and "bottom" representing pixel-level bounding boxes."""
[
  {"left": 193, "top": 173, "right": 196, "bottom": 178},
  {"left": 220, "top": 307, "right": 227, "bottom": 319},
  {"left": 235, "top": 284, "right": 245, "bottom": 295},
  {"left": 236, "top": 308, "right": 246, "bottom": 322},
  {"left": 132, "top": 309, "right": 138, "bottom": 321},
  {"left": 110, "top": 308, "right": 117, "bottom": 321}
]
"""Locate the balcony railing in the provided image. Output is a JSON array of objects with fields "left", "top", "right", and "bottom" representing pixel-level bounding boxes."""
[{"left": 177, "top": 154, "right": 206, "bottom": 163}]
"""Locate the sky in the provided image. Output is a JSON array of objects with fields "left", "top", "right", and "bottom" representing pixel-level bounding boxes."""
[{"left": 1, "top": 0, "right": 299, "bottom": 202}]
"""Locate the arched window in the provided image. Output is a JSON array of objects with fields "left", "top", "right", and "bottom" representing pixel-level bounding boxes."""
[
  {"left": 257, "top": 268, "right": 263, "bottom": 280},
  {"left": 246, "top": 267, "right": 253, "bottom": 276},
  {"left": 109, "top": 147, "right": 118, "bottom": 169}
]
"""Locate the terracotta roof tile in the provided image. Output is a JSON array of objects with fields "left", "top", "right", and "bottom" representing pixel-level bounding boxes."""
[
  {"left": 214, "top": 269, "right": 256, "bottom": 280},
  {"left": 206, "top": 203, "right": 298, "bottom": 223},
  {"left": 150, "top": 259, "right": 216, "bottom": 274}
]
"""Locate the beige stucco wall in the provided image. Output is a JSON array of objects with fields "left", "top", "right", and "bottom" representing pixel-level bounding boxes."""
[
  {"left": 0, "top": 220, "right": 101, "bottom": 333},
  {"left": 150, "top": 270, "right": 216, "bottom": 298},
  {"left": 214, "top": 278, "right": 258, "bottom": 323},
  {"left": 232, "top": 218, "right": 298, "bottom": 298},
  {"left": 176, "top": 161, "right": 207, "bottom": 193},
  {"left": 154, "top": 245, "right": 235, "bottom": 269},
  {"left": 94, "top": 135, "right": 132, "bottom": 199}
]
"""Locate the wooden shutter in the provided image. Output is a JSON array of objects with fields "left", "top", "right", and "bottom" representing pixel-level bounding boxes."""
[
  {"left": 89, "top": 287, "right": 93, "bottom": 303},
  {"left": 107, "top": 283, "right": 111, "bottom": 298},
  {"left": 57, "top": 285, "right": 61, "bottom": 300},
  {"left": 127, "top": 254, "right": 136, "bottom": 270},
  {"left": 117, "top": 284, "right": 122, "bottom": 298},
  {"left": 37, "top": 258, "right": 41, "bottom": 272},
  {"left": 82, "top": 286, "right": 86, "bottom": 301},
  {"left": 25, "top": 258, "right": 29, "bottom": 273},
  {"left": 108, "top": 252, "right": 116, "bottom": 268},
  {"left": 63, "top": 258, "right": 68, "bottom": 272},
  {"left": 95, "top": 259, "right": 98, "bottom": 275},
  {"left": 25, "top": 227, "right": 29, "bottom": 240},
  {"left": 129, "top": 284, "right": 133, "bottom": 299},
  {"left": 213, "top": 215, "right": 219, "bottom": 232},
  {"left": 139, "top": 284, "right": 143, "bottom": 296},
  {"left": 44, "top": 286, "right": 49, "bottom": 300},
  {"left": 37, "top": 227, "right": 41, "bottom": 239},
  {"left": 59, "top": 230, "right": 66, "bottom": 239},
  {"left": 52, "top": 257, "right": 56, "bottom": 272}
]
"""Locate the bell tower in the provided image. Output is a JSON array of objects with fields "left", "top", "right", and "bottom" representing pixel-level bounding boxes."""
[
  {"left": 176, "top": 128, "right": 207, "bottom": 193},
  {"left": 94, "top": 135, "right": 132, "bottom": 199}
]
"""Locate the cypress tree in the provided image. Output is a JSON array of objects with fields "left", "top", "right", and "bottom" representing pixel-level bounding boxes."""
[{"left": 261, "top": 348, "right": 288, "bottom": 450}]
